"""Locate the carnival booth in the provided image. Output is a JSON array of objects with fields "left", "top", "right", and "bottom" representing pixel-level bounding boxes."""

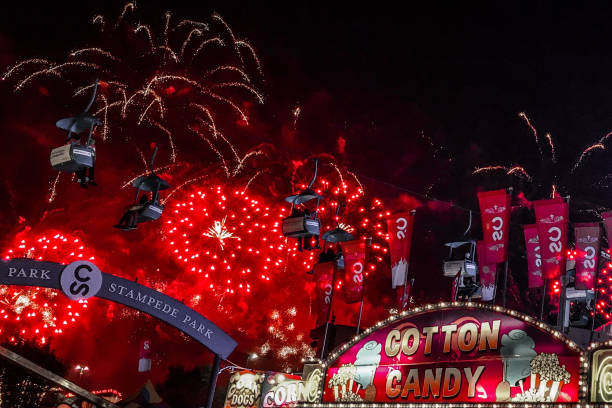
[{"left": 223, "top": 303, "right": 612, "bottom": 408}]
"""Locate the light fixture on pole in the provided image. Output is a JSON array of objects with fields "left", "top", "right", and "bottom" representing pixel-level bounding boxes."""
[
  {"left": 246, "top": 353, "right": 258, "bottom": 369},
  {"left": 75, "top": 364, "right": 89, "bottom": 379}
]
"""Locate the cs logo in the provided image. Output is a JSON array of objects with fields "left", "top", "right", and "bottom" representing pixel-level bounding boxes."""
[{"left": 60, "top": 261, "right": 103, "bottom": 300}]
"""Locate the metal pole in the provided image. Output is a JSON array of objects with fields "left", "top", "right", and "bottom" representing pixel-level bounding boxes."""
[
  {"left": 539, "top": 280, "right": 548, "bottom": 321},
  {"left": 590, "top": 261, "right": 602, "bottom": 344},
  {"left": 320, "top": 264, "right": 338, "bottom": 359},
  {"left": 320, "top": 321, "right": 330, "bottom": 360},
  {"left": 205, "top": 354, "right": 221, "bottom": 408},
  {"left": 356, "top": 299, "right": 364, "bottom": 335},
  {"left": 502, "top": 260, "right": 509, "bottom": 307},
  {"left": 492, "top": 264, "right": 500, "bottom": 304}
]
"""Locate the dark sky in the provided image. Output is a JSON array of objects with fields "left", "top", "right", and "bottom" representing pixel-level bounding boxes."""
[
  {"left": 2, "top": 0, "right": 612, "bottom": 396},
  {"left": 4, "top": 2, "right": 612, "bottom": 190}
]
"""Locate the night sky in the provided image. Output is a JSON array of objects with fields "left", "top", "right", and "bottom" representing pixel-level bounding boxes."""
[{"left": 2, "top": 0, "right": 612, "bottom": 397}]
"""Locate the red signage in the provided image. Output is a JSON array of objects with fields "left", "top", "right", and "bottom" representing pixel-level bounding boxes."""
[
  {"left": 534, "top": 198, "right": 569, "bottom": 279},
  {"left": 477, "top": 190, "right": 510, "bottom": 264},
  {"left": 323, "top": 305, "right": 581, "bottom": 403},
  {"left": 313, "top": 262, "right": 335, "bottom": 326},
  {"left": 385, "top": 211, "right": 415, "bottom": 288},
  {"left": 341, "top": 240, "right": 367, "bottom": 304},
  {"left": 574, "top": 223, "right": 600, "bottom": 290}
]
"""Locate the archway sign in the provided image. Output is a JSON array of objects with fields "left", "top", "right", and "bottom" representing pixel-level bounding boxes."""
[{"left": 0, "top": 258, "right": 237, "bottom": 359}]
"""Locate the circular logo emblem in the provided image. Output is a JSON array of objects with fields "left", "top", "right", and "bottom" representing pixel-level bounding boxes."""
[{"left": 60, "top": 261, "right": 103, "bottom": 300}]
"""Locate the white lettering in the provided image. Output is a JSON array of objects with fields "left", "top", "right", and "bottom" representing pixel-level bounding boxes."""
[
  {"left": 548, "top": 226, "right": 562, "bottom": 253},
  {"left": 396, "top": 217, "right": 408, "bottom": 239},
  {"left": 492, "top": 216, "right": 503, "bottom": 241}
]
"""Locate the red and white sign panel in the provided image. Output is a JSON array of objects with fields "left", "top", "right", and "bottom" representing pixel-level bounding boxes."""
[
  {"left": 574, "top": 222, "right": 600, "bottom": 290},
  {"left": 313, "top": 261, "right": 335, "bottom": 326},
  {"left": 385, "top": 211, "right": 415, "bottom": 288},
  {"left": 323, "top": 306, "right": 580, "bottom": 403},
  {"left": 477, "top": 190, "right": 510, "bottom": 264},
  {"left": 341, "top": 240, "right": 367, "bottom": 304},
  {"left": 533, "top": 198, "right": 568, "bottom": 280}
]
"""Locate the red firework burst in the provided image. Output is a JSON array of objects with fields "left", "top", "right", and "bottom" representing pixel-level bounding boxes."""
[
  {"left": 163, "top": 184, "right": 296, "bottom": 297},
  {"left": 1, "top": 231, "right": 98, "bottom": 344}
]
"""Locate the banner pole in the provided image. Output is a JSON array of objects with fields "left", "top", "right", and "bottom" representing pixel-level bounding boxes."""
[
  {"left": 502, "top": 260, "right": 509, "bottom": 307},
  {"left": 356, "top": 298, "right": 364, "bottom": 336},
  {"left": 320, "top": 264, "right": 338, "bottom": 359},
  {"left": 539, "top": 279, "right": 548, "bottom": 321},
  {"left": 589, "top": 260, "right": 602, "bottom": 344},
  {"left": 492, "top": 264, "right": 500, "bottom": 304}
]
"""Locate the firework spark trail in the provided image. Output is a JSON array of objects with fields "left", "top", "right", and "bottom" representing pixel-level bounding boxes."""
[
  {"left": 188, "top": 126, "right": 230, "bottom": 177},
  {"left": 151, "top": 120, "right": 176, "bottom": 162},
  {"left": 572, "top": 143, "right": 605, "bottom": 172},
  {"left": 92, "top": 14, "right": 105, "bottom": 31},
  {"left": 93, "top": 100, "right": 122, "bottom": 117},
  {"left": 236, "top": 40, "right": 263, "bottom": 76},
  {"left": 135, "top": 24, "right": 155, "bottom": 52},
  {"left": 121, "top": 163, "right": 178, "bottom": 189},
  {"left": 292, "top": 106, "right": 301, "bottom": 130},
  {"left": 69, "top": 48, "right": 120, "bottom": 62},
  {"left": 15, "top": 69, "right": 61, "bottom": 91},
  {"left": 473, "top": 165, "right": 532, "bottom": 180},
  {"left": 15, "top": 60, "right": 102, "bottom": 91},
  {"left": 206, "top": 66, "right": 251, "bottom": 83},
  {"left": 6, "top": 4, "right": 264, "bottom": 191},
  {"left": 148, "top": 46, "right": 178, "bottom": 63},
  {"left": 98, "top": 94, "right": 110, "bottom": 140},
  {"left": 48, "top": 61, "right": 101, "bottom": 73},
  {"left": 135, "top": 146, "right": 148, "bottom": 168},
  {"left": 507, "top": 166, "right": 532, "bottom": 180},
  {"left": 347, "top": 170, "right": 364, "bottom": 192},
  {"left": 233, "top": 150, "right": 264, "bottom": 176},
  {"left": 48, "top": 172, "right": 61, "bottom": 203},
  {"left": 193, "top": 116, "right": 246, "bottom": 172},
  {"left": 518, "top": 112, "right": 538, "bottom": 144},
  {"left": 180, "top": 29, "right": 203, "bottom": 59},
  {"left": 242, "top": 171, "right": 263, "bottom": 192},
  {"left": 162, "top": 11, "right": 172, "bottom": 64},
  {"left": 115, "top": 2, "right": 136, "bottom": 28},
  {"left": 122, "top": 89, "right": 150, "bottom": 117},
  {"left": 2, "top": 59, "right": 50, "bottom": 80},
  {"left": 161, "top": 175, "right": 208, "bottom": 204},
  {"left": 473, "top": 165, "right": 509, "bottom": 174},
  {"left": 596, "top": 130, "right": 612, "bottom": 150},
  {"left": 328, "top": 163, "right": 345, "bottom": 187},
  {"left": 138, "top": 95, "right": 164, "bottom": 125},
  {"left": 193, "top": 37, "right": 224, "bottom": 59},
  {"left": 176, "top": 19, "right": 209, "bottom": 30},
  {"left": 190, "top": 103, "right": 217, "bottom": 137},
  {"left": 215, "top": 82, "right": 264, "bottom": 103},
  {"left": 545, "top": 133, "right": 556, "bottom": 162},
  {"left": 212, "top": 13, "right": 243, "bottom": 66},
  {"left": 146, "top": 75, "right": 248, "bottom": 122}
]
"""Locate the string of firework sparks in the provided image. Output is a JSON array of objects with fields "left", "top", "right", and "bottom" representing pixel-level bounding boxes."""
[
  {"left": 3, "top": 3, "right": 265, "bottom": 203},
  {"left": 473, "top": 112, "right": 612, "bottom": 193}
]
